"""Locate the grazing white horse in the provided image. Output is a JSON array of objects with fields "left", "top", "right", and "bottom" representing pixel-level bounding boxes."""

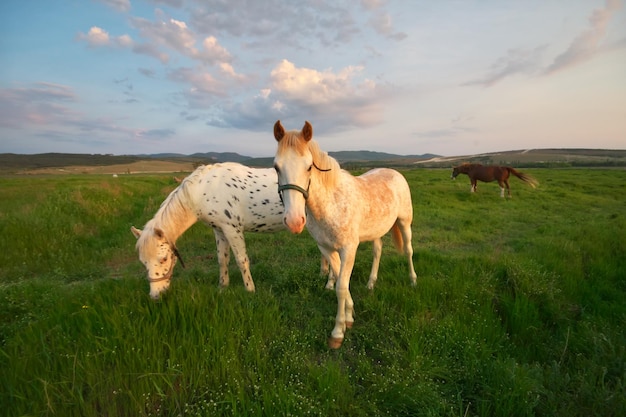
[
  {"left": 131, "top": 162, "right": 286, "bottom": 299},
  {"left": 272, "top": 120, "right": 417, "bottom": 349}
]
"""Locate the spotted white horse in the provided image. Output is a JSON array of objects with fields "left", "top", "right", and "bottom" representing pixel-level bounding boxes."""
[
  {"left": 132, "top": 162, "right": 296, "bottom": 298},
  {"left": 273, "top": 121, "right": 418, "bottom": 349}
]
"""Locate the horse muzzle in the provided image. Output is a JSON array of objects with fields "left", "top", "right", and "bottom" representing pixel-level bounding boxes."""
[{"left": 284, "top": 215, "right": 306, "bottom": 234}]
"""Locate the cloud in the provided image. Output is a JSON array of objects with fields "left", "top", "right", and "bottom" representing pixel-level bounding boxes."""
[
  {"left": 218, "top": 63, "right": 246, "bottom": 81},
  {"left": 203, "top": 60, "right": 387, "bottom": 132},
  {"left": 76, "top": 1, "right": 404, "bottom": 134},
  {"left": 131, "top": 15, "right": 197, "bottom": 56},
  {"left": 464, "top": 0, "right": 623, "bottom": 87},
  {"left": 270, "top": 59, "right": 374, "bottom": 106},
  {"left": 138, "top": 68, "right": 156, "bottom": 77},
  {"left": 148, "top": 0, "right": 184, "bottom": 7},
  {"left": 132, "top": 43, "right": 169, "bottom": 63},
  {"left": 126, "top": 12, "right": 235, "bottom": 66},
  {"left": 463, "top": 47, "right": 546, "bottom": 87},
  {"left": 368, "top": 12, "right": 407, "bottom": 41},
  {"left": 360, "top": 0, "right": 384, "bottom": 10},
  {"left": 545, "top": 0, "right": 623, "bottom": 74},
  {"left": 168, "top": 67, "right": 229, "bottom": 102},
  {"left": 189, "top": 0, "right": 313, "bottom": 38},
  {"left": 196, "top": 36, "right": 233, "bottom": 65},
  {"left": 77, "top": 26, "right": 132, "bottom": 48},
  {"left": 97, "top": 0, "right": 131, "bottom": 13},
  {"left": 72, "top": 2, "right": 406, "bottom": 140},
  {"left": 188, "top": 0, "right": 399, "bottom": 47},
  {"left": 3, "top": 82, "right": 76, "bottom": 102},
  {"left": 0, "top": 83, "right": 77, "bottom": 128},
  {"left": 81, "top": 26, "right": 110, "bottom": 46},
  {"left": 135, "top": 128, "right": 176, "bottom": 139},
  {"left": 0, "top": 82, "right": 173, "bottom": 150}
]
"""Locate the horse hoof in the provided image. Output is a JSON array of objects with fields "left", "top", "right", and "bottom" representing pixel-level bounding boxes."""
[
  {"left": 328, "top": 337, "right": 343, "bottom": 349},
  {"left": 345, "top": 321, "right": 353, "bottom": 329}
]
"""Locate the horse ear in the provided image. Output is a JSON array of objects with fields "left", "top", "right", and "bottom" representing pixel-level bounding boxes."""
[
  {"left": 274, "top": 120, "right": 285, "bottom": 141},
  {"left": 302, "top": 121, "right": 313, "bottom": 142},
  {"left": 131, "top": 226, "right": 142, "bottom": 239}
]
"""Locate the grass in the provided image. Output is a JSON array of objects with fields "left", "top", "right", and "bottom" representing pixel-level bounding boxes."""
[{"left": 0, "top": 168, "right": 625, "bottom": 416}]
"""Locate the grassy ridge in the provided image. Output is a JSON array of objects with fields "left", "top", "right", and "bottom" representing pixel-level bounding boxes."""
[{"left": 0, "top": 169, "right": 624, "bottom": 416}]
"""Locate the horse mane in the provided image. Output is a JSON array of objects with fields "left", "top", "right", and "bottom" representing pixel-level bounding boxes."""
[
  {"left": 146, "top": 165, "right": 205, "bottom": 235},
  {"left": 277, "top": 130, "right": 341, "bottom": 189}
]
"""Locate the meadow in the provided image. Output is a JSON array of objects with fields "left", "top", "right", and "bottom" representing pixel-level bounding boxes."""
[{"left": 0, "top": 168, "right": 624, "bottom": 416}]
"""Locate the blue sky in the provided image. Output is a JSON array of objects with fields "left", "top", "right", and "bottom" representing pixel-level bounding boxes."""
[{"left": 1, "top": 0, "right": 624, "bottom": 157}]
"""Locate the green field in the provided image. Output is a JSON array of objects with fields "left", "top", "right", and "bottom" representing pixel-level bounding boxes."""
[{"left": 0, "top": 168, "right": 624, "bottom": 416}]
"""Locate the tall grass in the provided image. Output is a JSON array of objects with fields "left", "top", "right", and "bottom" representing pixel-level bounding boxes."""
[{"left": 0, "top": 169, "right": 624, "bottom": 416}]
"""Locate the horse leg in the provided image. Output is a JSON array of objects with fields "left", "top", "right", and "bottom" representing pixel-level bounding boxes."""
[
  {"left": 320, "top": 255, "right": 335, "bottom": 289},
  {"left": 498, "top": 180, "right": 505, "bottom": 198},
  {"left": 329, "top": 246, "right": 357, "bottom": 349},
  {"left": 324, "top": 250, "right": 340, "bottom": 290},
  {"left": 366, "top": 238, "right": 382, "bottom": 289},
  {"left": 471, "top": 179, "right": 477, "bottom": 193},
  {"left": 320, "top": 255, "right": 330, "bottom": 276},
  {"left": 397, "top": 221, "right": 418, "bottom": 286},
  {"left": 505, "top": 179, "right": 511, "bottom": 198},
  {"left": 213, "top": 228, "right": 231, "bottom": 288},
  {"left": 220, "top": 227, "right": 255, "bottom": 292}
]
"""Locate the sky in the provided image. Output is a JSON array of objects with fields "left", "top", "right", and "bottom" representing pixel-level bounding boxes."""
[{"left": 1, "top": 0, "right": 625, "bottom": 157}]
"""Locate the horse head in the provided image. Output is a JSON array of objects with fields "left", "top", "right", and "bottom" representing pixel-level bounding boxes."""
[
  {"left": 131, "top": 225, "right": 184, "bottom": 299},
  {"left": 273, "top": 120, "right": 314, "bottom": 234}
]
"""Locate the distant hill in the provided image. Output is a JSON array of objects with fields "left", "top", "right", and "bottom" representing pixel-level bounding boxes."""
[
  {"left": 1, "top": 148, "right": 624, "bottom": 174},
  {"left": 0, "top": 152, "right": 250, "bottom": 171},
  {"left": 0, "top": 153, "right": 141, "bottom": 170},
  {"left": 415, "top": 148, "right": 626, "bottom": 168},
  {"left": 328, "top": 150, "right": 437, "bottom": 162},
  {"left": 0, "top": 150, "right": 437, "bottom": 172},
  {"left": 141, "top": 152, "right": 252, "bottom": 163}
]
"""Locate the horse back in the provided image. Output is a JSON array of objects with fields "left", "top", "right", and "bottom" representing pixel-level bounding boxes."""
[
  {"left": 190, "top": 163, "right": 284, "bottom": 232},
  {"left": 470, "top": 165, "right": 508, "bottom": 182},
  {"left": 354, "top": 168, "right": 413, "bottom": 228}
]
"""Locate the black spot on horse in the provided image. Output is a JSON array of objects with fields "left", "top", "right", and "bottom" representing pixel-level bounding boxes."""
[{"left": 224, "top": 209, "right": 232, "bottom": 219}]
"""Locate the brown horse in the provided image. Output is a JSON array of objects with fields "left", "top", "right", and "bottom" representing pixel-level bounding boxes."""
[{"left": 451, "top": 163, "right": 538, "bottom": 197}]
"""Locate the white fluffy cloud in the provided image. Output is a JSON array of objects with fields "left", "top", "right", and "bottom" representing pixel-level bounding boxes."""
[
  {"left": 131, "top": 16, "right": 197, "bottom": 56},
  {"left": 197, "top": 36, "right": 232, "bottom": 65},
  {"left": 78, "top": 27, "right": 133, "bottom": 48},
  {"left": 203, "top": 60, "right": 385, "bottom": 131},
  {"left": 270, "top": 60, "right": 374, "bottom": 105}
]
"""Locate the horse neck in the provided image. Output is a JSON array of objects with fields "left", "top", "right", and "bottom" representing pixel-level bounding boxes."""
[
  {"left": 306, "top": 169, "right": 344, "bottom": 220},
  {"left": 151, "top": 186, "right": 198, "bottom": 242}
]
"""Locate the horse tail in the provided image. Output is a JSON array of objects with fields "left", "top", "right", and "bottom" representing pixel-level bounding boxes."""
[
  {"left": 391, "top": 224, "right": 404, "bottom": 253},
  {"left": 509, "top": 168, "right": 539, "bottom": 188}
]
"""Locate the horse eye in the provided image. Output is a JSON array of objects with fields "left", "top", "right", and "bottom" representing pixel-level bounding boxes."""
[
  {"left": 307, "top": 165, "right": 312, "bottom": 172},
  {"left": 273, "top": 164, "right": 280, "bottom": 174}
]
